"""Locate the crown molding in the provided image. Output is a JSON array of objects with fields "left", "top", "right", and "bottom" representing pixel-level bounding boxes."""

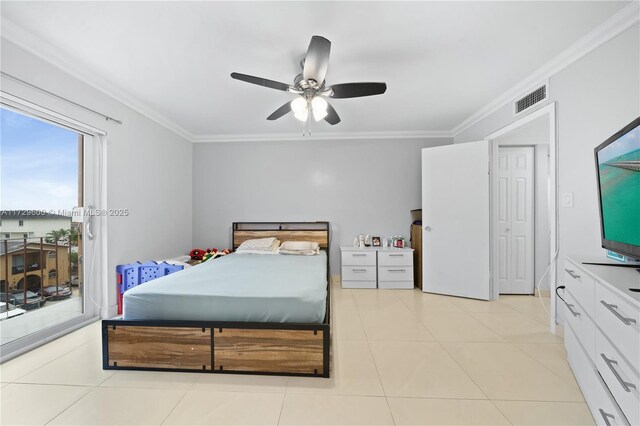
[
  {"left": 0, "top": 18, "right": 195, "bottom": 142},
  {"left": 451, "top": 1, "right": 640, "bottom": 137},
  {"left": 191, "top": 130, "right": 453, "bottom": 143},
  {"left": 3, "top": 2, "right": 637, "bottom": 144}
]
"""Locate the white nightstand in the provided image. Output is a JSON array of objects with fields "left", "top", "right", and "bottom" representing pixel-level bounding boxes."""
[
  {"left": 377, "top": 248, "right": 414, "bottom": 289},
  {"left": 340, "top": 246, "right": 414, "bottom": 289},
  {"left": 340, "top": 247, "right": 377, "bottom": 289}
]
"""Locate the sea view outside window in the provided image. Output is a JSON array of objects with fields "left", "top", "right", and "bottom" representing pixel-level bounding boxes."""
[{"left": 0, "top": 107, "right": 84, "bottom": 346}]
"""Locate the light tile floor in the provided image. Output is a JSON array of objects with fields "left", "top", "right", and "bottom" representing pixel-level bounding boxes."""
[{"left": 0, "top": 284, "right": 595, "bottom": 425}]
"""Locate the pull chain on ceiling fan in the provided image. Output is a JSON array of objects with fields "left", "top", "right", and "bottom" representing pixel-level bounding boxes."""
[{"left": 230, "top": 36, "right": 387, "bottom": 134}]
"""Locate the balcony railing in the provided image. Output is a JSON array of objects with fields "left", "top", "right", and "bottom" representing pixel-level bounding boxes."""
[{"left": 1, "top": 236, "right": 81, "bottom": 318}]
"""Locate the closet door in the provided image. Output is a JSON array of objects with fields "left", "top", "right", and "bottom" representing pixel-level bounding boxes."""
[
  {"left": 497, "top": 146, "right": 535, "bottom": 294},
  {"left": 421, "top": 141, "right": 491, "bottom": 300}
]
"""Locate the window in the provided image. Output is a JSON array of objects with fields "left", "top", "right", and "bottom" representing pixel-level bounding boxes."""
[
  {"left": 1, "top": 105, "right": 88, "bottom": 355},
  {"left": 4, "top": 233, "right": 9, "bottom": 239}
]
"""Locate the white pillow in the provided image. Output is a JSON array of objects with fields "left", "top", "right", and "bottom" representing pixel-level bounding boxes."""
[
  {"left": 236, "top": 238, "right": 280, "bottom": 254},
  {"left": 278, "top": 240, "right": 320, "bottom": 255}
]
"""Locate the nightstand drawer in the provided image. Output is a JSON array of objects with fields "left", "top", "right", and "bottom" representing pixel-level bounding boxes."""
[
  {"left": 378, "top": 266, "right": 413, "bottom": 282},
  {"left": 342, "top": 266, "right": 376, "bottom": 281},
  {"left": 341, "top": 251, "right": 376, "bottom": 266},
  {"left": 378, "top": 251, "right": 412, "bottom": 266}
]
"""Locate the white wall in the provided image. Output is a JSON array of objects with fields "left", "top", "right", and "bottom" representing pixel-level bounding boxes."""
[
  {"left": 192, "top": 137, "right": 451, "bottom": 270},
  {"left": 1, "top": 39, "right": 193, "bottom": 316},
  {"left": 455, "top": 25, "right": 640, "bottom": 298}
]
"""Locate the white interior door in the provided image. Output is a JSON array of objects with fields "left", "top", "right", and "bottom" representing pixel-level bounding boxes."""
[
  {"left": 497, "top": 146, "right": 534, "bottom": 294},
  {"left": 422, "top": 141, "right": 491, "bottom": 300}
]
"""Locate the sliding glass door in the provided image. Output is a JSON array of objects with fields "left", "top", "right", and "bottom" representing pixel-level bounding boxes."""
[{"left": 0, "top": 106, "right": 100, "bottom": 360}]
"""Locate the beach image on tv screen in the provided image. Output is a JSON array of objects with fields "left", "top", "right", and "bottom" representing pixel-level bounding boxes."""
[{"left": 597, "top": 125, "right": 640, "bottom": 248}]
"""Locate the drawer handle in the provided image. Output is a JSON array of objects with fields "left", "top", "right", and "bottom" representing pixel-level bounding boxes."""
[
  {"left": 388, "top": 254, "right": 404, "bottom": 257},
  {"left": 564, "top": 268, "right": 580, "bottom": 279},
  {"left": 388, "top": 269, "right": 406, "bottom": 272},
  {"left": 599, "top": 409, "right": 615, "bottom": 426},
  {"left": 601, "top": 353, "right": 637, "bottom": 392},
  {"left": 564, "top": 302, "right": 581, "bottom": 317},
  {"left": 352, "top": 269, "right": 368, "bottom": 273},
  {"left": 600, "top": 300, "right": 637, "bottom": 325},
  {"left": 352, "top": 254, "right": 367, "bottom": 257}
]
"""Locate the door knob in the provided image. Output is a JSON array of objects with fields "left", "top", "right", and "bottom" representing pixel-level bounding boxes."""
[
  {"left": 424, "top": 226, "right": 431, "bottom": 231},
  {"left": 505, "top": 228, "right": 510, "bottom": 232}
]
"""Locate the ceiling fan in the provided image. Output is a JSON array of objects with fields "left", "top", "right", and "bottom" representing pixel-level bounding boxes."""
[{"left": 230, "top": 36, "right": 387, "bottom": 130}]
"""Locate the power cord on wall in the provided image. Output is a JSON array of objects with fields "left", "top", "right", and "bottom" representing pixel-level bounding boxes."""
[{"left": 535, "top": 248, "right": 559, "bottom": 315}]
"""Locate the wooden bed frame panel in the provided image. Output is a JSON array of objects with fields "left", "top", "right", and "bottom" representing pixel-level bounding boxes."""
[
  {"left": 107, "top": 325, "right": 212, "bottom": 370},
  {"left": 102, "top": 221, "right": 331, "bottom": 378}
]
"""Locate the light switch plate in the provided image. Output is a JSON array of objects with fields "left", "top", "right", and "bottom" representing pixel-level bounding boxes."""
[{"left": 562, "top": 192, "right": 574, "bottom": 208}]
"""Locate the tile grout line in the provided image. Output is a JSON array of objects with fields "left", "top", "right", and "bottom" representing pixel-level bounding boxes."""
[
  {"left": 506, "top": 342, "right": 586, "bottom": 396},
  {"left": 276, "top": 390, "right": 287, "bottom": 425},
  {"left": 159, "top": 388, "right": 190, "bottom": 425},
  {"left": 434, "top": 339, "right": 493, "bottom": 403},
  {"left": 44, "top": 384, "right": 99, "bottom": 425},
  {"left": 3, "top": 334, "right": 99, "bottom": 383},
  {"left": 351, "top": 290, "right": 397, "bottom": 425},
  {"left": 487, "top": 399, "right": 515, "bottom": 425}
]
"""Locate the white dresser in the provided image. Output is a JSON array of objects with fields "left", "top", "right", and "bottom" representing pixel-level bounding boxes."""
[
  {"left": 563, "top": 256, "right": 640, "bottom": 426},
  {"left": 340, "top": 246, "right": 414, "bottom": 289}
]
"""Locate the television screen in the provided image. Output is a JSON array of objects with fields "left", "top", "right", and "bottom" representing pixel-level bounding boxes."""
[{"left": 595, "top": 117, "right": 640, "bottom": 259}]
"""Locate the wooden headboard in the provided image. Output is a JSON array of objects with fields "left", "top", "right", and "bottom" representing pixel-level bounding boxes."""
[{"left": 232, "top": 222, "right": 330, "bottom": 250}]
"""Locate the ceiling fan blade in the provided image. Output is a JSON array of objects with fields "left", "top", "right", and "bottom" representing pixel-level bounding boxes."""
[
  {"left": 329, "top": 82, "right": 387, "bottom": 99},
  {"left": 230, "top": 72, "right": 292, "bottom": 91},
  {"left": 303, "top": 36, "right": 331, "bottom": 84},
  {"left": 324, "top": 102, "right": 341, "bottom": 125},
  {"left": 266, "top": 102, "right": 292, "bottom": 120}
]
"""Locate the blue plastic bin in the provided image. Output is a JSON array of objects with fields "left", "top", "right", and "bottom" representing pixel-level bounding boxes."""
[{"left": 116, "top": 261, "right": 184, "bottom": 314}]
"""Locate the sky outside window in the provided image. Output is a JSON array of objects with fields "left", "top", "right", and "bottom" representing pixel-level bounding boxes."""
[{"left": 1, "top": 107, "right": 79, "bottom": 211}]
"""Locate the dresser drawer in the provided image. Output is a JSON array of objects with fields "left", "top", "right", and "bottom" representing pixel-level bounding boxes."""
[
  {"left": 595, "top": 283, "right": 640, "bottom": 371},
  {"left": 564, "top": 260, "right": 595, "bottom": 316},
  {"left": 341, "top": 251, "right": 376, "bottom": 266},
  {"left": 378, "top": 266, "right": 413, "bottom": 282},
  {"left": 565, "top": 323, "right": 596, "bottom": 403},
  {"left": 341, "top": 280, "right": 376, "bottom": 289},
  {"left": 378, "top": 251, "right": 412, "bottom": 266},
  {"left": 596, "top": 328, "right": 640, "bottom": 426},
  {"left": 565, "top": 291, "right": 596, "bottom": 362},
  {"left": 566, "top": 326, "right": 629, "bottom": 426},
  {"left": 342, "top": 266, "right": 376, "bottom": 281}
]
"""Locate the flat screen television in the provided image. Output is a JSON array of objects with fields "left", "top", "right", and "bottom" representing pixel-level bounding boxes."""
[{"left": 594, "top": 116, "right": 640, "bottom": 260}]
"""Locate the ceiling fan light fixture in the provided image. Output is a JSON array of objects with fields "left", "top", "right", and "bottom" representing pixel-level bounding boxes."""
[
  {"left": 311, "top": 96, "right": 328, "bottom": 121},
  {"left": 291, "top": 97, "right": 308, "bottom": 121}
]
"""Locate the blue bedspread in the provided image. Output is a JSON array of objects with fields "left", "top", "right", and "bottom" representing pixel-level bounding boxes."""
[{"left": 123, "top": 252, "right": 327, "bottom": 323}]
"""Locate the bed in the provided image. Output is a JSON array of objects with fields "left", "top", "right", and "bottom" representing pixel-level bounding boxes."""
[{"left": 102, "top": 221, "right": 331, "bottom": 377}]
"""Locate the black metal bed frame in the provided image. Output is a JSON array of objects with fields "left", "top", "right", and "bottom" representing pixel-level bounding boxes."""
[{"left": 102, "top": 221, "right": 331, "bottom": 378}]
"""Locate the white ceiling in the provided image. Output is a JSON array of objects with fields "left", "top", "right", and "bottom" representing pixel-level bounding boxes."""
[{"left": 0, "top": 1, "right": 630, "bottom": 140}]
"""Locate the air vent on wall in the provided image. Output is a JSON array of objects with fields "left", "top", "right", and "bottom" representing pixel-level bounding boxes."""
[{"left": 514, "top": 84, "right": 547, "bottom": 116}]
